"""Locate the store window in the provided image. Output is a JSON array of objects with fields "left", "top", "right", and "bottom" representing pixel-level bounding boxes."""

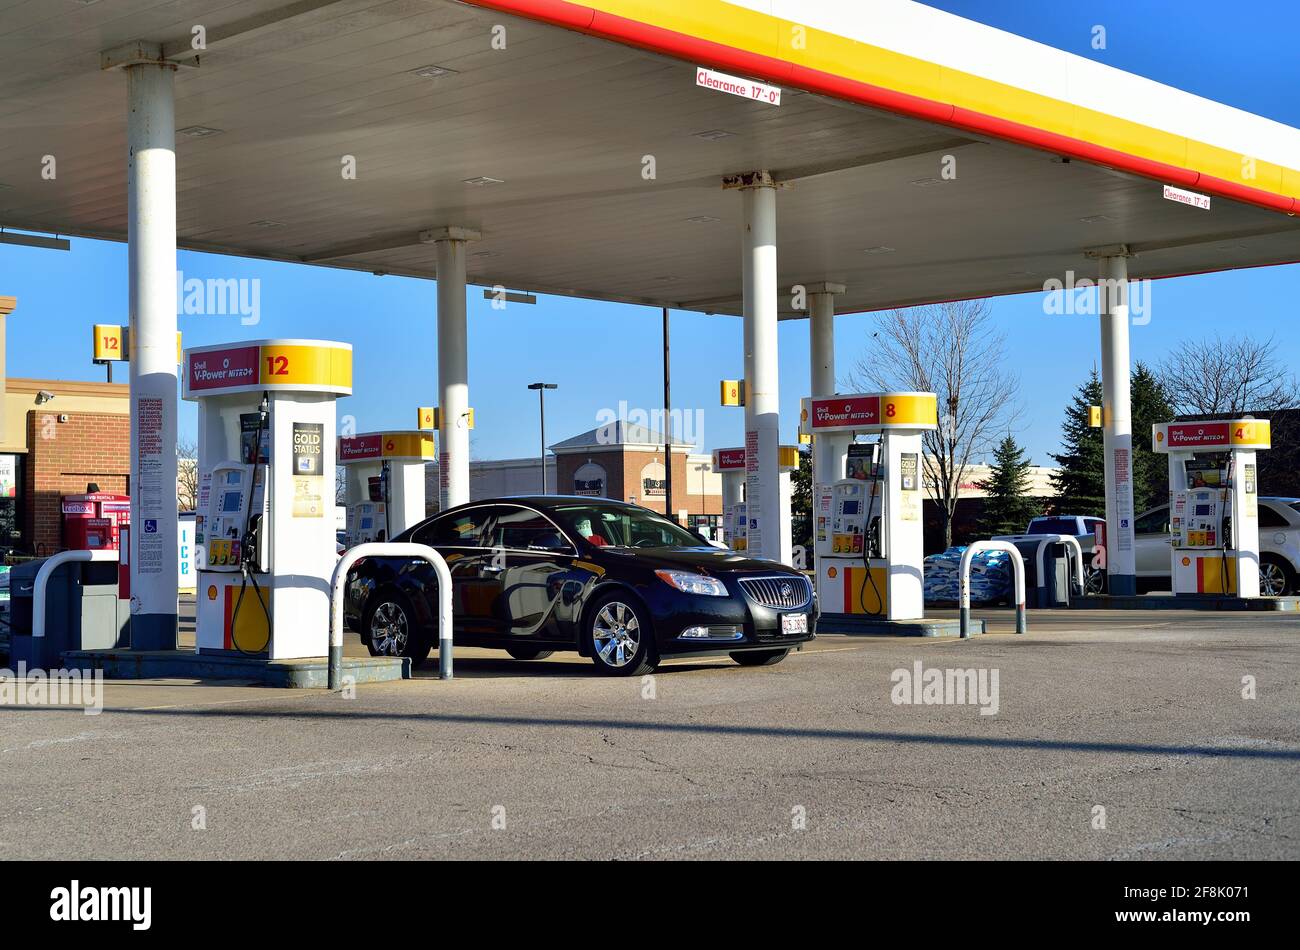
[
  {"left": 688, "top": 514, "right": 721, "bottom": 539},
  {"left": 0, "top": 454, "right": 25, "bottom": 551}
]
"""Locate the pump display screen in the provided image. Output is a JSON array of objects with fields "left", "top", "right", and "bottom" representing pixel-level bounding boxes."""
[
  {"left": 842, "top": 500, "right": 860, "bottom": 515},
  {"left": 221, "top": 490, "right": 243, "bottom": 513},
  {"left": 1194, "top": 504, "right": 1212, "bottom": 516}
]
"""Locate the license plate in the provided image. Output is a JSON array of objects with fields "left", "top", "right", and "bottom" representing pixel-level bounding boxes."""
[{"left": 781, "top": 613, "right": 807, "bottom": 635}]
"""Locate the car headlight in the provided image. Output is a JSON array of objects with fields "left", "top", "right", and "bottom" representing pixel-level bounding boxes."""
[{"left": 655, "top": 569, "right": 728, "bottom": 597}]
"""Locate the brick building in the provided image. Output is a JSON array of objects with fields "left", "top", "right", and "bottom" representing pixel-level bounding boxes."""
[
  {"left": 1, "top": 378, "right": 131, "bottom": 555},
  {"left": 421, "top": 421, "right": 725, "bottom": 533},
  {"left": 547, "top": 422, "right": 723, "bottom": 532}
]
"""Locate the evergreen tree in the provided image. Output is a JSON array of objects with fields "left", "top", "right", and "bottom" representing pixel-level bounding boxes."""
[
  {"left": 1049, "top": 365, "right": 1174, "bottom": 518},
  {"left": 791, "top": 445, "right": 813, "bottom": 554},
  {"left": 977, "top": 434, "right": 1041, "bottom": 536},
  {"left": 1050, "top": 369, "right": 1106, "bottom": 515},
  {"left": 1130, "top": 361, "right": 1173, "bottom": 514}
]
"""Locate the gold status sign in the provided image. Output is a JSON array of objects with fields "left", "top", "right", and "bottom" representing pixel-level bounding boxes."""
[{"left": 291, "top": 422, "right": 325, "bottom": 518}]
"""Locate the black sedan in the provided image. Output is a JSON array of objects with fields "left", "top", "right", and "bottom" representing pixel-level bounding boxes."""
[{"left": 344, "top": 496, "right": 816, "bottom": 675}]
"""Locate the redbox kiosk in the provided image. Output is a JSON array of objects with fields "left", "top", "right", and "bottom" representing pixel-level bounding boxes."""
[{"left": 61, "top": 492, "right": 131, "bottom": 551}]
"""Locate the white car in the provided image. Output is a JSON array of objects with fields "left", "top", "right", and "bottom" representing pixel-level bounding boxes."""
[{"left": 1133, "top": 497, "right": 1300, "bottom": 596}]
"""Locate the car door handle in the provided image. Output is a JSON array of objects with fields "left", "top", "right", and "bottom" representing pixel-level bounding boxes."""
[{"left": 482, "top": 564, "right": 504, "bottom": 574}]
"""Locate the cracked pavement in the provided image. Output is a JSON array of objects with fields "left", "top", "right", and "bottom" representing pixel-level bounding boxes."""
[{"left": 0, "top": 608, "right": 1296, "bottom": 859}]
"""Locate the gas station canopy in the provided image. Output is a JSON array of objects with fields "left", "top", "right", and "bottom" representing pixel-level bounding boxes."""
[{"left": 1, "top": 0, "right": 1298, "bottom": 317}]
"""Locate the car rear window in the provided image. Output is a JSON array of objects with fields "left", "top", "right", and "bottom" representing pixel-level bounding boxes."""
[
  {"left": 1259, "top": 505, "right": 1290, "bottom": 528},
  {"left": 1027, "top": 518, "right": 1081, "bottom": 536}
]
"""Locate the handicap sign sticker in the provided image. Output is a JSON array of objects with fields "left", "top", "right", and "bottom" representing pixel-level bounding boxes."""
[{"left": 144, "top": 519, "right": 157, "bottom": 533}]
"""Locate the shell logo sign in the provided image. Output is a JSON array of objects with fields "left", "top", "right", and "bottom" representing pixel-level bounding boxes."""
[{"left": 807, "top": 393, "right": 938, "bottom": 432}]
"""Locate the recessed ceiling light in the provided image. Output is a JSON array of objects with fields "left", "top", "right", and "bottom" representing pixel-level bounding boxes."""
[
  {"left": 250, "top": 219, "right": 285, "bottom": 229},
  {"left": 463, "top": 176, "right": 504, "bottom": 186},
  {"left": 411, "top": 64, "right": 458, "bottom": 79},
  {"left": 178, "top": 125, "right": 224, "bottom": 138},
  {"left": 1079, "top": 214, "right": 1111, "bottom": 224},
  {"left": 693, "top": 129, "right": 733, "bottom": 141},
  {"left": 910, "top": 177, "right": 943, "bottom": 187},
  {"left": 863, "top": 245, "right": 896, "bottom": 255},
  {"left": 686, "top": 215, "right": 720, "bottom": 224}
]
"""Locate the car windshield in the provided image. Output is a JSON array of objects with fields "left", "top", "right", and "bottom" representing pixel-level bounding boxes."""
[{"left": 550, "top": 503, "right": 703, "bottom": 549}]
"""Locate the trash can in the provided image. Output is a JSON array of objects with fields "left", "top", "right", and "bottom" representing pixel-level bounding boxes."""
[
  {"left": 7, "top": 558, "right": 130, "bottom": 669},
  {"left": 1005, "top": 538, "right": 1073, "bottom": 608}
]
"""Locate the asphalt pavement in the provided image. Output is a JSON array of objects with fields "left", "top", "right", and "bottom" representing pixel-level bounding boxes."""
[{"left": 0, "top": 607, "right": 1296, "bottom": 859}]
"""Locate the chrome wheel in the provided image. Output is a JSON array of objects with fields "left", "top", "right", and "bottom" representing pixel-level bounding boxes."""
[
  {"left": 369, "top": 601, "right": 409, "bottom": 656},
  {"left": 1083, "top": 566, "right": 1106, "bottom": 595},
  {"left": 592, "top": 601, "right": 641, "bottom": 668},
  {"left": 1260, "top": 561, "right": 1289, "bottom": 597}
]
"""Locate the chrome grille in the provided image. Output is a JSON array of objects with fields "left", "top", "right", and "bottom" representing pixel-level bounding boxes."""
[{"left": 738, "top": 575, "right": 812, "bottom": 610}]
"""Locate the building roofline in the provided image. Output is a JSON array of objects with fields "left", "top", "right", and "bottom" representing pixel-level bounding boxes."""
[{"left": 6, "top": 377, "right": 129, "bottom": 399}]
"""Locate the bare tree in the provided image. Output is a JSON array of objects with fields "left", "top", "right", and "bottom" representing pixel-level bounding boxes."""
[
  {"left": 176, "top": 438, "right": 199, "bottom": 511},
  {"left": 1157, "top": 333, "right": 1297, "bottom": 416},
  {"left": 848, "top": 299, "right": 1020, "bottom": 548}
]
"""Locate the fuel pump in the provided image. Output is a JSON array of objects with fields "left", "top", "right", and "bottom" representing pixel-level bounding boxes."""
[
  {"left": 185, "top": 339, "right": 352, "bottom": 659},
  {"left": 801, "top": 392, "right": 936, "bottom": 622},
  {"left": 338, "top": 431, "right": 436, "bottom": 545},
  {"left": 710, "top": 446, "right": 799, "bottom": 552},
  {"left": 1153, "top": 418, "right": 1270, "bottom": 596}
]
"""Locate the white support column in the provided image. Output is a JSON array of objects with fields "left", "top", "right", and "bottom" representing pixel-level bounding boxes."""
[
  {"left": 388, "top": 461, "right": 427, "bottom": 538},
  {"left": 126, "top": 61, "right": 179, "bottom": 648},
  {"left": 733, "top": 172, "right": 788, "bottom": 564},
  {"left": 1098, "top": 253, "right": 1136, "bottom": 594},
  {"left": 808, "top": 282, "right": 846, "bottom": 507},
  {"left": 429, "top": 229, "right": 477, "bottom": 510}
]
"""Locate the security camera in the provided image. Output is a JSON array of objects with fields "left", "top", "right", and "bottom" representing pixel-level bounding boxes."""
[
  {"left": 35, "top": 390, "right": 55, "bottom": 404},
  {"left": 58, "top": 413, "right": 69, "bottom": 423}
]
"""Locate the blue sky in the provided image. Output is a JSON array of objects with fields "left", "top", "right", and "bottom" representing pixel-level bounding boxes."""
[{"left": 2, "top": 0, "right": 1297, "bottom": 466}]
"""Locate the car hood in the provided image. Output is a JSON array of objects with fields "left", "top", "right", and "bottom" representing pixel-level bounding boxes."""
[{"left": 592, "top": 546, "right": 801, "bottom": 576}]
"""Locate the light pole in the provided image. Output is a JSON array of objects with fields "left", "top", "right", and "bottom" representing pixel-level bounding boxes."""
[{"left": 528, "top": 382, "right": 557, "bottom": 494}]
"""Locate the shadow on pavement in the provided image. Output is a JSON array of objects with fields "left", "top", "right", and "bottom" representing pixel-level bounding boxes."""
[{"left": 4, "top": 703, "right": 1297, "bottom": 762}]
